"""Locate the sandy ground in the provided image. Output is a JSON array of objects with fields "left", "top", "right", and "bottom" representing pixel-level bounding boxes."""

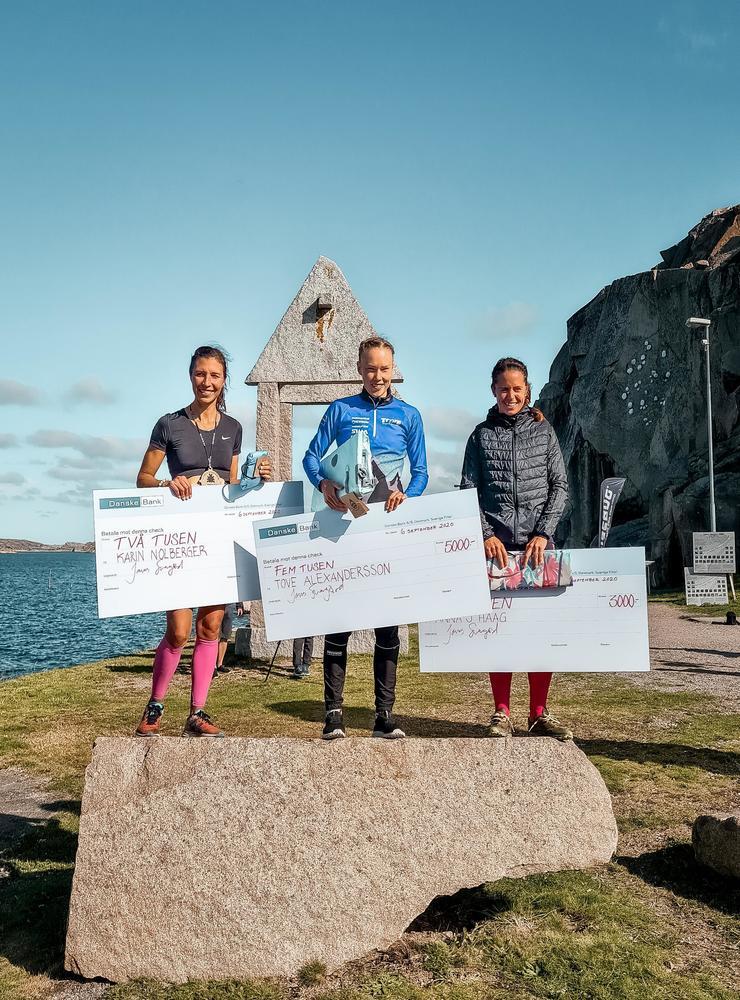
[{"left": 633, "top": 603, "right": 740, "bottom": 708}]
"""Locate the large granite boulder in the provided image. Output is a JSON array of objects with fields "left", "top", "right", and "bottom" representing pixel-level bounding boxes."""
[
  {"left": 538, "top": 205, "right": 740, "bottom": 584},
  {"left": 65, "top": 737, "right": 617, "bottom": 983}
]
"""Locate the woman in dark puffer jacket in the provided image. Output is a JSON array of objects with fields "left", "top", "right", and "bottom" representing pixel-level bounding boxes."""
[{"left": 460, "top": 357, "right": 573, "bottom": 740}]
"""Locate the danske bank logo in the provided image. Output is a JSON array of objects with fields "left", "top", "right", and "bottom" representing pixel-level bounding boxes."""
[
  {"left": 99, "top": 496, "right": 141, "bottom": 510},
  {"left": 258, "top": 524, "right": 297, "bottom": 539}
]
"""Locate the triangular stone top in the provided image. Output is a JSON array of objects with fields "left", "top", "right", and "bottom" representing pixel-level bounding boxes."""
[{"left": 246, "top": 256, "right": 403, "bottom": 385}]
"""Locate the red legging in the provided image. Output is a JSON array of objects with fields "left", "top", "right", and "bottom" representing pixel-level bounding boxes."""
[{"left": 489, "top": 672, "right": 552, "bottom": 720}]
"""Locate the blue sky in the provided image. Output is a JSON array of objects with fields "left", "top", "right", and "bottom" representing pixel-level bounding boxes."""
[{"left": 2, "top": 0, "right": 739, "bottom": 541}]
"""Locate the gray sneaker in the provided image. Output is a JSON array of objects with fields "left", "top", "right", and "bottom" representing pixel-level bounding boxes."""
[
  {"left": 322, "top": 709, "right": 346, "bottom": 740},
  {"left": 488, "top": 711, "right": 515, "bottom": 738},
  {"left": 527, "top": 709, "right": 573, "bottom": 741}
]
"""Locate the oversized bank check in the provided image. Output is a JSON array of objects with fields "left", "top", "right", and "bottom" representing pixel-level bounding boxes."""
[
  {"left": 253, "top": 490, "right": 491, "bottom": 641},
  {"left": 420, "top": 547, "right": 649, "bottom": 672},
  {"left": 93, "top": 482, "right": 303, "bottom": 618}
]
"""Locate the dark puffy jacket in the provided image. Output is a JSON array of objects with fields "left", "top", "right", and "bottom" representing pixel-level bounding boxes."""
[{"left": 460, "top": 406, "right": 568, "bottom": 548}]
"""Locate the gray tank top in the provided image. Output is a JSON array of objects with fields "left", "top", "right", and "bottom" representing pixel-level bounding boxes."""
[{"left": 149, "top": 409, "right": 243, "bottom": 481}]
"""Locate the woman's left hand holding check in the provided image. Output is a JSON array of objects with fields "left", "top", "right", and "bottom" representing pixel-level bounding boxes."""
[{"left": 523, "top": 535, "right": 548, "bottom": 567}]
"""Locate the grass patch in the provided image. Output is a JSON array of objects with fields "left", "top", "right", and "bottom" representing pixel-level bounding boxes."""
[
  {"left": 0, "top": 808, "right": 78, "bottom": 1000},
  {"left": 648, "top": 583, "right": 739, "bottom": 618},
  {"left": 1, "top": 615, "right": 739, "bottom": 998},
  {"left": 315, "top": 976, "right": 489, "bottom": 999},
  {"left": 297, "top": 960, "right": 327, "bottom": 986},
  {"left": 107, "top": 982, "right": 283, "bottom": 999},
  {"left": 411, "top": 872, "right": 736, "bottom": 1000}
]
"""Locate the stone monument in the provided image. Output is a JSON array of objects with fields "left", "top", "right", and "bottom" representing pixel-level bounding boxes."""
[{"left": 236, "top": 256, "right": 408, "bottom": 660}]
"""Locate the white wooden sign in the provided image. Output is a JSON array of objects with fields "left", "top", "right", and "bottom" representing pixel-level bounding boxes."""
[
  {"left": 684, "top": 566, "right": 728, "bottom": 607},
  {"left": 692, "top": 532, "right": 736, "bottom": 575}
]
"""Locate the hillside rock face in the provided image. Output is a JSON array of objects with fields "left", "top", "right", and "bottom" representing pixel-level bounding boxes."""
[
  {"left": 538, "top": 205, "right": 740, "bottom": 584},
  {"left": 65, "top": 737, "right": 617, "bottom": 982}
]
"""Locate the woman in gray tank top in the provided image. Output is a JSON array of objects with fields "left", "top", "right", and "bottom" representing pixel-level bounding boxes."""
[{"left": 133, "top": 345, "right": 271, "bottom": 738}]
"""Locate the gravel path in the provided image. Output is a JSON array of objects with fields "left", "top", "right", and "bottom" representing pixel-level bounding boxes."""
[{"left": 628, "top": 603, "right": 740, "bottom": 709}]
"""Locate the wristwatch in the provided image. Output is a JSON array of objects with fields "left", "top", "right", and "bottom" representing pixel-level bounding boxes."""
[{"left": 157, "top": 479, "right": 171, "bottom": 488}]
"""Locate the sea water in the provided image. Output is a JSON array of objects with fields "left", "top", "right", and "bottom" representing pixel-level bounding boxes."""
[{"left": 0, "top": 552, "right": 166, "bottom": 680}]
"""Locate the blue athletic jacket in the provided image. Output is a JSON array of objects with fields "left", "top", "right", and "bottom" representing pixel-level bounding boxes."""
[{"left": 303, "top": 389, "right": 429, "bottom": 502}]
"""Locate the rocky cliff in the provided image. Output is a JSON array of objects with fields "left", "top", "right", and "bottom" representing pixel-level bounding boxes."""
[{"left": 538, "top": 205, "right": 740, "bottom": 585}]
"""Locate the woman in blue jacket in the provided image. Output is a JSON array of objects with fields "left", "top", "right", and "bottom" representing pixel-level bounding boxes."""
[{"left": 303, "top": 336, "right": 428, "bottom": 741}]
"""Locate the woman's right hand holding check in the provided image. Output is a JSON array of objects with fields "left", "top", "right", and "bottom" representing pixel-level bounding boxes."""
[
  {"left": 484, "top": 535, "right": 509, "bottom": 568},
  {"left": 169, "top": 475, "right": 193, "bottom": 500}
]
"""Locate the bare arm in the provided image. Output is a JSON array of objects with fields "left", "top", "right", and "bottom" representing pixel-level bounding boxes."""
[
  {"left": 136, "top": 447, "right": 166, "bottom": 488},
  {"left": 137, "top": 446, "right": 192, "bottom": 499}
]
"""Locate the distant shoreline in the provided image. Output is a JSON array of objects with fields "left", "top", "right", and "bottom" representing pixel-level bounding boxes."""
[
  {"left": 0, "top": 539, "right": 95, "bottom": 554},
  {"left": 1, "top": 549, "right": 93, "bottom": 554}
]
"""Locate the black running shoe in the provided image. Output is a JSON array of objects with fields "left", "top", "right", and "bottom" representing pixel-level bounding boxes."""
[
  {"left": 322, "top": 709, "right": 346, "bottom": 740},
  {"left": 372, "top": 710, "right": 405, "bottom": 739}
]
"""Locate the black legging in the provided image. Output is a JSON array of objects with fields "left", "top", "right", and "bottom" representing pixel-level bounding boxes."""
[{"left": 323, "top": 625, "right": 400, "bottom": 713}]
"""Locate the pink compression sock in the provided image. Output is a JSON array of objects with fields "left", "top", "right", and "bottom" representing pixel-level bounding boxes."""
[
  {"left": 190, "top": 638, "right": 218, "bottom": 710},
  {"left": 150, "top": 637, "right": 185, "bottom": 701},
  {"left": 528, "top": 672, "right": 553, "bottom": 719},
  {"left": 489, "top": 672, "right": 513, "bottom": 715}
]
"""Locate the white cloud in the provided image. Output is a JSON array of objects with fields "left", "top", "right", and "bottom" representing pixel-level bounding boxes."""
[
  {"left": 424, "top": 407, "right": 478, "bottom": 444},
  {"left": 425, "top": 449, "right": 463, "bottom": 494},
  {"left": 0, "top": 472, "right": 25, "bottom": 485},
  {"left": 47, "top": 454, "right": 99, "bottom": 470},
  {"left": 0, "top": 379, "right": 41, "bottom": 406},
  {"left": 63, "top": 377, "right": 118, "bottom": 406},
  {"left": 45, "top": 483, "right": 91, "bottom": 507},
  {"left": 658, "top": 15, "right": 728, "bottom": 56},
  {"left": 472, "top": 301, "right": 539, "bottom": 340},
  {"left": 0, "top": 433, "right": 18, "bottom": 448},
  {"left": 681, "top": 29, "right": 720, "bottom": 49},
  {"left": 28, "top": 430, "right": 145, "bottom": 461},
  {"left": 46, "top": 461, "right": 137, "bottom": 485}
]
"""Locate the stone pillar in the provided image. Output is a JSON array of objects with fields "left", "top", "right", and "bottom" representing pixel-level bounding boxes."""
[
  {"left": 255, "top": 383, "right": 280, "bottom": 469},
  {"left": 279, "top": 400, "right": 293, "bottom": 481},
  {"left": 250, "top": 382, "right": 293, "bottom": 632}
]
